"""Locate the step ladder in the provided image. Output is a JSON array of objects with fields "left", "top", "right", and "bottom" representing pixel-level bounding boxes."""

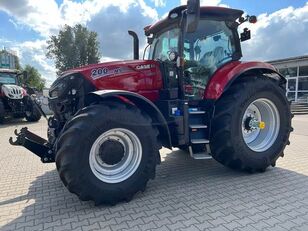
[{"left": 188, "top": 108, "right": 212, "bottom": 160}]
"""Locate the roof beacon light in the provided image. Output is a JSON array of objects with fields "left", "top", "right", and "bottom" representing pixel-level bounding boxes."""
[{"left": 249, "top": 15, "right": 257, "bottom": 24}]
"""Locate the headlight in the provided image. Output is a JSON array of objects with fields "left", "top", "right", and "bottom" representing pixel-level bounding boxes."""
[
  {"left": 49, "top": 89, "right": 58, "bottom": 98},
  {"left": 49, "top": 81, "right": 67, "bottom": 99}
]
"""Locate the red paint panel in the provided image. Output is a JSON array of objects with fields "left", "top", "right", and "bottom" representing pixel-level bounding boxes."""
[
  {"left": 22, "top": 88, "right": 27, "bottom": 96},
  {"left": 78, "top": 60, "right": 163, "bottom": 102},
  {"left": 204, "top": 61, "right": 278, "bottom": 99}
]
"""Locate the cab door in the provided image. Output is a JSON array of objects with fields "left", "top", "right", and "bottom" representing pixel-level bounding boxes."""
[{"left": 183, "top": 19, "right": 238, "bottom": 100}]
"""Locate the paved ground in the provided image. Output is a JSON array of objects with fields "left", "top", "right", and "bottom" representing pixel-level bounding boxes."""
[{"left": 0, "top": 115, "right": 308, "bottom": 231}]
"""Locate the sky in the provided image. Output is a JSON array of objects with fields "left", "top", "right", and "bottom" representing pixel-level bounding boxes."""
[{"left": 0, "top": 0, "right": 308, "bottom": 86}]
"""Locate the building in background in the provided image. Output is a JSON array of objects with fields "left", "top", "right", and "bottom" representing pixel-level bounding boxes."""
[
  {"left": 0, "top": 49, "right": 17, "bottom": 69},
  {"left": 269, "top": 56, "right": 308, "bottom": 103}
]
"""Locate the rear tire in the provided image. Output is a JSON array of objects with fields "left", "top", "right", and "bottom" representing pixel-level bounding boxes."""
[
  {"left": 55, "top": 102, "right": 160, "bottom": 205},
  {"left": 210, "top": 76, "right": 292, "bottom": 172}
]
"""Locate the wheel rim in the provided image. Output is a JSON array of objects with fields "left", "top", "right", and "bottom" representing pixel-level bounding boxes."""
[
  {"left": 241, "top": 98, "right": 280, "bottom": 152},
  {"left": 89, "top": 128, "right": 142, "bottom": 184}
]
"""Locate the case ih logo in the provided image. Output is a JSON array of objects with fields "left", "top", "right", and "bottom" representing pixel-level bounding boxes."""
[{"left": 135, "top": 64, "right": 155, "bottom": 70}]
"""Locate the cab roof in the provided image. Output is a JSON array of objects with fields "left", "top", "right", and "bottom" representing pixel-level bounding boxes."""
[{"left": 144, "top": 6, "right": 244, "bottom": 36}]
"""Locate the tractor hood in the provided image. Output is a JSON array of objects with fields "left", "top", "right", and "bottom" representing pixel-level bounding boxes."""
[
  {"left": 52, "top": 59, "right": 163, "bottom": 102},
  {"left": 60, "top": 60, "right": 160, "bottom": 78},
  {"left": 1, "top": 84, "right": 25, "bottom": 99}
]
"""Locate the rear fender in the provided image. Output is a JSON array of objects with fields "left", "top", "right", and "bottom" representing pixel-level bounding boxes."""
[
  {"left": 204, "top": 61, "right": 286, "bottom": 100},
  {"left": 85, "top": 90, "right": 172, "bottom": 149}
]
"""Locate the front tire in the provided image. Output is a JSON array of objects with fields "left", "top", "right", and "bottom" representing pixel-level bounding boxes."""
[
  {"left": 210, "top": 76, "right": 292, "bottom": 172},
  {"left": 0, "top": 100, "right": 4, "bottom": 124},
  {"left": 25, "top": 98, "right": 41, "bottom": 122},
  {"left": 55, "top": 102, "right": 160, "bottom": 205}
]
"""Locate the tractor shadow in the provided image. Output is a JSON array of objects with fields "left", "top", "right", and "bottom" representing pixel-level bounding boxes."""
[
  {"left": 1, "top": 149, "right": 308, "bottom": 230},
  {"left": 0, "top": 118, "right": 41, "bottom": 129}
]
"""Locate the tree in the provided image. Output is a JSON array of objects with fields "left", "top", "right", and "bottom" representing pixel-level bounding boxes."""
[
  {"left": 23, "top": 65, "right": 46, "bottom": 91},
  {"left": 14, "top": 56, "right": 21, "bottom": 70},
  {"left": 46, "top": 24, "right": 101, "bottom": 75}
]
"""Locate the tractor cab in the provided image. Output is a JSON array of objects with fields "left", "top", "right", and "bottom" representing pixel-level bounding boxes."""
[
  {"left": 144, "top": 5, "right": 254, "bottom": 100},
  {"left": 0, "top": 69, "right": 20, "bottom": 86},
  {"left": 0, "top": 69, "right": 29, "bottom": 89}
]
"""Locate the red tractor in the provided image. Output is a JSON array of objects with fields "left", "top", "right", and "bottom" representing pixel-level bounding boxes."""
[{"left": 10, "top": 1, "right": 292, "bottom": 205}]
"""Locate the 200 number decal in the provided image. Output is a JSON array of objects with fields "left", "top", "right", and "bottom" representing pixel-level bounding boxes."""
[{"left": 91, "top": 68, "right": 108, "bottom": 79}]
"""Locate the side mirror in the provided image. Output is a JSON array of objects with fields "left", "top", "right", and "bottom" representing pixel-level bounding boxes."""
[
  {"left": 185, "top": 0, "right": 200, "bottom": 33},
  {"left": 239, "top": 15, "right": 257, "bottom": 25},
  {"left": 147, "top": 36, "right": 154, "bottom": 45},
  {"left": 240, "top": 28, "right": 251, "bottom": 42}
]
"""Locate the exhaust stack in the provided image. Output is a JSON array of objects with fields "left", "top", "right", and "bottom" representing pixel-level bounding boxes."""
[{"left": 128, "top": 30, "right": 139, "bottom": 60}]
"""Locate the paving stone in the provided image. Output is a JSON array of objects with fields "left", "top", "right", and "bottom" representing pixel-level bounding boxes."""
[{"left": 1, "top": 118, "right": 308, "bottom": 231}]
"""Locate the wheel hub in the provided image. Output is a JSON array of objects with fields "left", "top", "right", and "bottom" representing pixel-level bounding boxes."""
[
  {"left": 98, "top": 140, "right": 125, "bottom": 165},
  {"left": 89, "top": 128, "right": 142, "bottom": 184},
  {"left": 244, "top": 116, "right": 256, "bottom": 131},
  {"left": 241, "top": 98, "right": 280, "bottom": 152},
  {"left": 244, "top": 116, "right": 265, "bottom": 131}
]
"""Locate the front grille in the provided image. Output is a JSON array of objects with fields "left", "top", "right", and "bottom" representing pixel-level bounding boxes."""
[
  {"left": 7, "top": 99, "right": 25, "bottom": 113},
  {"left": 11, "top": 88, "right": 22, "bottom": 97}
]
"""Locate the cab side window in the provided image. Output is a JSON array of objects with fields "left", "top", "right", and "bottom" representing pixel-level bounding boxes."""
[{"left": 149, "top": 28, "right": 180, "bottom": 61}]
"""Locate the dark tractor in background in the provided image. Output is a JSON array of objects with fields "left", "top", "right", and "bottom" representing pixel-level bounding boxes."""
[
  {"left": 0, "top": 69, "right": 41, "bottom": 123},
  {"left": 11, "top": 0, "right": 292, "bottom": 205}
]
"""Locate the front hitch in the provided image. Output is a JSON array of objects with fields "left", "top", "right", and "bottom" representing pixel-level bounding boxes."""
[{"left": 9, "top": 127, "right": 55, "bottom": 163}]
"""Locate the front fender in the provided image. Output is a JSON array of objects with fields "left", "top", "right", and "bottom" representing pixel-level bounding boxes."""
[
  {"left": 204, "top": 61, "right": 286, "bottom": 100},
  {"left": 85, "top": 90, "right": 172, "bottom": 149}
]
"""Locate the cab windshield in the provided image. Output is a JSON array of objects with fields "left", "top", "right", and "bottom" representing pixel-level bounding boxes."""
[
  {"left": 184, "top": 19, "right": 237, "bottom": 69},
  {"left": 0, "top": 72, "right": 17, "bottom": 84},
  {"left": 148, "top": 28, "right": 180, "bottom": 61}
]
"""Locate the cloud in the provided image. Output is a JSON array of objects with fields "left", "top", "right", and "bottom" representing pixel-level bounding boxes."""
[
  {"left": 87, "top": 4, "right": 157, "bottom": 60},
  {"left": 0, "top": 37, "right": 57, "bottom": 86},
  {"left": 15, "top": 40, "right": 57, "bottom": 86},
  {"left": 0, "top": 0, "right": 154, "bottom": 38},
  {"left": 0, "top": 0, "right": 158, "bottom": 85},
  {"left": 8, "top": 19, "right": 18, "bottom": 29},
  {"left": 57, "top": 0, "right": 158, "bottom": 61},
  {"left": 0, "top": 0, "right": 32, "bottom": 17},
  {"left": 58, "top": 0, "right": 139, "bottom": 28},
  {"left": 241, "top": 2, "right": 308, "bottom": 61},
  {"left": 0, "top": 0, "right": 62, "bottom": 37},
  {"left": 151, "top": 0, "right": 166, "bottom": 7}
]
